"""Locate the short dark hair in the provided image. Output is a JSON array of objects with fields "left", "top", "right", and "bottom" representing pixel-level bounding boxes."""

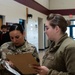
[
  {"left": 9, "top": 23, "right": 24, "bottom": 34},
  {"left": 47, "top": 13, "right": 68, "bottom": 33},
  {"left": 1, "top": 25, "right": 7, "bottom": 29}
]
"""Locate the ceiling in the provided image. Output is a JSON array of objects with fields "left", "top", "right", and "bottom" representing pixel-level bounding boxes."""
[
  {"left": 14, "top": 0, "right": 75, "bottom": 15},
  {"left": 14, "top": 0, "right": 50, "bottom": 15}
]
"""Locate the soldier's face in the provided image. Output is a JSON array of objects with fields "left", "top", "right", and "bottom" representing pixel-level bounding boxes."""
[
  {"left": 2, "top": 28, "right": 7, "bottom": 33},
  {"left": 9, "top": 30, "right": 25, "bottom": 46},
  {"left": 45, "top": 20, "right": 57, "bottom": 40}
]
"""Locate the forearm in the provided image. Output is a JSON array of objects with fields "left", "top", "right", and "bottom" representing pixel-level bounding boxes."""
[{"left": 48, "top": 69, "right": 69, "bottom": 75}]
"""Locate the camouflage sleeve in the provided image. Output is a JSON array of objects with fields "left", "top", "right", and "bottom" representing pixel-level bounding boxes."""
[
  {"left": 0, "top": 42, "right": 9, "bottom": 49},
  {"left": 0, "top": 43, "right": 7, "bottom": 70},
  {"left": 0, "top": 42, "right": 9, "bottom": 59},
  {"left": 47, "top": 47, "right": 75, "bottom": 75},
  {"left": 48, "top": 69, "right": 68, "bottom": 75},
  {"left": 32, "top": 47, "right": 40, "bottom": 63}
]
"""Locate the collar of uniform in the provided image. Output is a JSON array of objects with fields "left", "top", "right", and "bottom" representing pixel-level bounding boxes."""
[
  {"left": 7, "top": 40, "right": 26, "bottom": 52},
  {"left": 49, "top": 33, "right": 68, "bottom": 52}
]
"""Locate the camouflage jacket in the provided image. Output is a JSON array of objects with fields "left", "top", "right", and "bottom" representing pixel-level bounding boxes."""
[
  {"left": 0, "top": 40, "right": 40, "bottom": 75},
  {"left": 42, "top": 33, "right": 75, "bottom": 75}
]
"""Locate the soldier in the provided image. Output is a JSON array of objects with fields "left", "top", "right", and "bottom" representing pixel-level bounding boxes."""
[
  {"left": 33, "top": 14, "right": 75, "bottom": 75},
  {"left": 0, "top": 23, "right": 40, "bottom": 75},
  {"left": 0, "top": 25, "right": 10, "bottom": 46}
]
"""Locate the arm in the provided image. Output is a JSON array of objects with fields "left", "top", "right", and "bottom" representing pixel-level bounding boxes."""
[
  {"left": 33, "top": 47, "right": 75, "bottom": 75},
  {"left": 32, "top": 47, "right": 40, "bottom": 63},
  {"left": 0, "top": 43, "right": 9, "bottom": 69}
]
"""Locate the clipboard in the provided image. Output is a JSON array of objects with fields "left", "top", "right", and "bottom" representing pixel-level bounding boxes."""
[{"left": 6, "top": 53, "right": 39, "bottom": 74}]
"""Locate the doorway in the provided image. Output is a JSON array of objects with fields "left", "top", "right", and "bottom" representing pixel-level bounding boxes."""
[
  {"left": 0, "top": 15, "right": 3, "bottom": 30},
  {"left": 38, "top": 17, "right": 44, "bottom": 50}
]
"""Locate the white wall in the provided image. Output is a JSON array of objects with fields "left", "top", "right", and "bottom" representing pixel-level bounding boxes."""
[
  {"left": 50, "top": 0, "right": 75, "bottom": 10},
  {"left": 0, "top": 0, "right": 26, "bottom": 23}
]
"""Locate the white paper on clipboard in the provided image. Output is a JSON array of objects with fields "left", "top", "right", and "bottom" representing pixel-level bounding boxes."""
[{"left": 1, "top": 60, "right": 21, "bottom": 75}]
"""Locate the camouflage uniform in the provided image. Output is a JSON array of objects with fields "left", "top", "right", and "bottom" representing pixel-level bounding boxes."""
[
  {"left": 42, "top": 33, "right": 75, "bottom": 75},
  {"left": 0, "top": 40, "right": 40, "bottom": 75}
]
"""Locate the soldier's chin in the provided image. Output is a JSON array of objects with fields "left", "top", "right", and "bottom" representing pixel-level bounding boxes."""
[{"left": 14, "top": 44, "right": 20, "bottom": 46}]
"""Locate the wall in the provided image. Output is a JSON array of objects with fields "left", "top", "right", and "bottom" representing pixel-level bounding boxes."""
[
  {"left": 50, "top": 0, "right": 75, "bottom": 10},
  {"left": 0, "top": 0, "right": 26, "bottom": 23}
]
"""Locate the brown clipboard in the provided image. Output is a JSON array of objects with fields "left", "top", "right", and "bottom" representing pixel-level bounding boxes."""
[{"left": 6, "top": 53, "right": 39, "bottom": 74}]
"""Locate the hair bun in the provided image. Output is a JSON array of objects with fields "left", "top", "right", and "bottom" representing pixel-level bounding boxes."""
[{"left": 67, "top": 20, "right": 71, "bottom": 26}]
